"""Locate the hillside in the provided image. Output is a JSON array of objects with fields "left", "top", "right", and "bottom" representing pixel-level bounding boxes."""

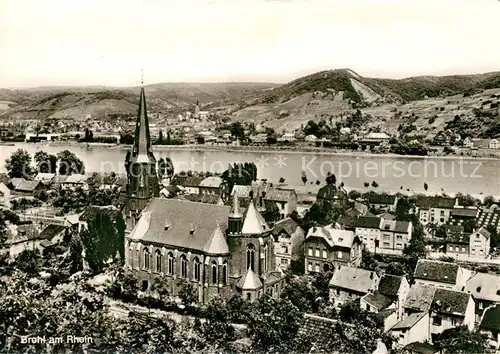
[
  {"left": 232, "top": 69, "right": 500, "bottom": 137},
  {"left": 0, "top": 82, "right": 278, "bottom": 121}
]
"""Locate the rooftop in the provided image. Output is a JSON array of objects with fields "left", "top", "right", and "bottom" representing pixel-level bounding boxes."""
[
  {"left": 199, "top": 176, "right": 224, "bottom": 188},
  {"left": 362, "top": 291, "right": 393, "bottom": 311},
  {"left": 364, "top": 193, "right": 397, "bottom": 205},
  {"left": 465, "top": 272, "right": 500, "bottom": 302},
  {"left": 415, "top": 196, "right": 456, "bottom": 210},
  {"left": 432, "top": 288, "right": 470, "bottom": 316},
  {"left": 378, "top": 274, "right": 404, "bottom": 298},
  {"left": 354, "top": 216, "right": 381, "bottom": 229},
  {"left": 451, "top": 207, "right": 478, "bottom": 218},
  {"left": 391, "top": 312, "right": 427, "bottom": 330},
  {"left": 413, "top": 259, "right": 459, "bottom": 284},
  {"left": 403, "top": 284, "right": 436, "bottom": 312},
  {"left": 329, "top": 266, "right": 377, "bottom": 294}
]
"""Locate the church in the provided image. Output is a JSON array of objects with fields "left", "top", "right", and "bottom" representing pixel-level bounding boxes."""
[{"left": 123, "top": 87, "right": 286, "bottom": 303}]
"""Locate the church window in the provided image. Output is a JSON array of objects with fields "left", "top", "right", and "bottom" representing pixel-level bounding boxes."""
[
  {"left": 263, "top": 244, "right": 268, "bottom": 272},
  {"left": 211, "top": 261, "right": 218, "bottom": 285},
  {"left": 143, "top": 248, "right": 150, "bottom": 270},
  {"left": 155, "top": 250, "right": 162, "bottom": 272},
  {"left": 180, "top": 255, "right": 188, "bottom": 278},
  {"left": 167, "top": 252, "right": 174, "bottom": 275},
  {"left": 193, "top": 257, "right": 201, "bottom": 281},
  {"left": 222, "top": 261, "right": 228, "bottom": 286},
  {"left": 247, "top": 244, "right": 255, "bottom": 271}
]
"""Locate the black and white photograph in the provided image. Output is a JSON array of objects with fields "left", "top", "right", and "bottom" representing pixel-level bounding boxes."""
[{"left": 1, "top": 0, "right": 500, "bottom": 353}]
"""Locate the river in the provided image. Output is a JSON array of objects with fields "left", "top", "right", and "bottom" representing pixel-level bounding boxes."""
[{"left": 1, "top": 143, "right": 499, "bottom": 197}]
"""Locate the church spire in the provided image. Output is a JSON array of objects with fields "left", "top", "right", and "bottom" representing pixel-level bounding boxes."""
[{"left": 132, "top": 87, "right": 154, "bottom": 163}]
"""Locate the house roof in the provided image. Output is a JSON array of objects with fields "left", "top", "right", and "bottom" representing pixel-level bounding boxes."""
[
  {"left": 380, "top": 220, "right": 412, "bottom": 233},
  {"left": 128, "top": 198, "right": 230, "bottom": 254},
  {"left": 445, "top": 225, "right": 464, "bottom": 239},
  {"left": 451, "top": 207, "right": 478, "bottom": 218},
  {"left": 39, "top": 224, "right": 66, "bottom": 240},
  {"left": 432, "top": 288, "right": 470, "bottom": 316},
  {"left": 272, "top": 218, "right": 300, "bottom": 237},
  {"left": 34, "top": 173, "right": 55, "bottom": 181},
  {"left": 403, "top": 284, "right": 436, "bottom": 312},
  {"left": 465, "top": 272, "right": 500, "bottom": 302},
  {"left": 329, "top": 266, "right": 377, "bottom": 294},
  {"left": 264, "top": 188, "right": 295, "bottom": 202},
  {"left": 171, "top": 175, "right": 205, "bottom": 188},
  {"left": 203, "top": 223, "right": 230, "bottom": 254},
  {"left": 241, "top": 201, "right": 269, "bottom": 235},
  {"left": 415, "top": 196, "right": 456, "bottom": 210},
  {"left": 336, "top": 214, "right": 358, "bottom": 230},
  {"left": 10, "top": 178, "right": 24, "bottom": 189},
  {"left": 317, "top": 184, "right": 345, "bottom": 201},
  {"left": 402, "top": 342, "right": 440, "bottom": 354},
  {"left": 413, "top": 259, "right": 459, "bottom": 284},
  {"left": 354, "top": 216, "right": 381, "bottom": 229},
  {"left": 0, "top": 173, "right": 10, "bottom": 185},
  {"left": 15, "top": 180, "right": 42, "bottom": 192},
  {"left": 199, "top": 176, "right": 223, "bottom": 188},
  {"left": 480, "top": 304, "right": 500, "bottom": 332},
  {"left": 364, "top": 194, "right": 396, "bottom": 205},
  {"left": 297, "top": 314, "right": 338, "bottom": 339},
  {"left": 64, "top": 174, "right": 87, "bottom": 184},
  {"left": 476, "top": 208, "right": 500, "bottom": 231},
  {"left": 391, "top": 312, "right": 427, "bottom": 330},
  {"left": 378, "top": 274, "right": 404, "bottom": 298},
  {"left": 182, "top": 193, "right": 222, "bottom": 205},
  {"left": 53, "top": 175, "right": 68, "bottom": 184},
  {"left": 475, "top": 227, "right": 491, "bottom": 240},
  {"left": 237, "top": 268, "right": 263, "bottom": 290},
  {"left": 306, "top": 226, "right": 357, "bottom": 249},
  {"left": 362, "top": 291, "right": 393, "bottom": 310}
]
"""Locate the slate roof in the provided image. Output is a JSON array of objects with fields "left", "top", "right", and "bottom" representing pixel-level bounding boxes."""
[
  {"left": 171, "top": 175, "right": 205, "bottom": 187},
  {"left": 446, "top": 231, "right": 470, "bottom": 244},
  {"left": 329, "top": 266, "right": 377, "bottom": 294},
  {"left": 354, "top": 216, "right": 381, "bottom": 229},
  {"left": 404, "top": 284, "right": 437, "bottom": 312},
  {"left": 415, "top": 196, "right": 456, "bottom": 210},
  {"left": 129, "top": 198, "right": 230, "bottom": 254},
  {"left": 64, "top": 174, "right": 87, "bottom": 184},
  {"left": 34, "top": 173, "right": 55, "bottom": 181},
  {"left": 15, "top": 180, "right": 42, "bottom": 192},
  {"left": 39, "top": 224, "right": 66, "bottom": 240},
  {"left": 413, "top": 259, "right": 459, "bottom": 284},
  {"left": 241, "top": 201, "right": 269, "bottom": 235},
  {"left": 362, "top": 291, "right": 393, "bottom": 310},
  {"left": 432, "top": 288, "right": 470, "bottom": 316},
  {"left": 378, "top": 274, "right": 403, "bottom": 298},
  {"left": 476, "top": 227, "right": 491, "bottom": 240},
  {"left": 199, "top": 176, "right": 223, "bottom": 188},
  {"left": 451, "top": 207, "right": 478, "bottom": 218},
  {"left": 203, "top": 224, "right": 230, "bottom": 254},
  {"left": 364, "top": 194, "right": 396, "bottom": 205},
  {"left": 391, "top": 312, "right": 427, "bottom": 330},
  {"left": 272, "top": 218, "right": 300, "bottom": 237},
  {"left": 380, "top": 220, "right": 412, "bottom": 233},
  {"left": 264, "top": 188, "right": 295, "bottom": 202},
  {"left": 480, "top": 304, "right": 500, "bottom": 332},
  {"left": 336, "top": 215, "right": 357, "bottom": 230},
  {"left": 297, "top": 314, "right": 338, "bottom": 339},
  {"left": 237, "top": 268, "right": 263, "bottom": 290},
  {"left": 317, "top": 184, "right": 345, "bottom": 201},
  {"left": 444, "top": 225, "right": 464, "bottom": 239},
  {"left": 465, "top": 272, "right": 500, "bottom": 302},
  {"left": 306, "top": 226, "right": 357, "bottom": 249},
  {"left": 182, "top": 194, "right": 222, "bottom": 205}
]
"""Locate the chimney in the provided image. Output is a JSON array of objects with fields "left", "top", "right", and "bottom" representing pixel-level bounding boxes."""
[
  {"left": 164, "top": 220, "right": 171, "bottom": 230},
  {"left": 190, "top": 223, "right": 196, "bottom": 235}
]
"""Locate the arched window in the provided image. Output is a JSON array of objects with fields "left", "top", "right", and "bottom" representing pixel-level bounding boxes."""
[
  {"left": 193, "top": 257, "right": 201, "bottom": 282},
  {"left": 281, "top": 245, "right": 288, "bottom": 254},
  {"left": 246, "top": 244, "right": 255, "bottom": 271},
  {"left": 143, "top": 248, "right": 150, "bottom": 270},
  {"left": 211, "top": 261, "right": 218, "bottom": 285},
  {"left": 222, "top": 261, "right": 228, "bottom": 286},
  {"left": 263, "top": 244, "right": 268, "bottom": 272},
  {"left": 180, "top": 255, "right": 188, "bottom": 278},
  {"left": 246, "top": 293, "right": 252, "bottom": 301},
  {"left": 155, "top": 250, "right": 162, "bottom": 272},
  {"left": 167, "top": 252, "right": 174, "bottom": 275}
]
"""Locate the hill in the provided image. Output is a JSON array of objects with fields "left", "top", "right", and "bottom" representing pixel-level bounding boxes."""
[
  {"left": 0, "top": 82, "right": 278, "bottom": 121},
  {"left": 232, "top": 69, "right": 500, "bottom": 137}
]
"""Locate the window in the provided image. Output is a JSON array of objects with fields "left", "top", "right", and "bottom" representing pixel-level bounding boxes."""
[
  {"left": 479, "top": 302, "right": 483, "bottom": 310},
  {"left": 281, "top": 246, "right": 288, "bottom": 254},
  {"left": 384, "top": 224, "right": 390, "bottom": 230},
  {"left": 433, "top": 316, "right": 442, "bottom": 326},
  {"left": 263, "top": 244, "right": 268, "bottom": 272},
  {"left": 222, "top": 261, "right": 228, "bottom": 286},
  {"left": 471, "top": 249, "right": 475, "bottom": 255},
  {"left": 461, "top": 247, "right": 466, "bottom": 253},
  {"left": 155, "top": 250, "right": 162, "bottom": 272},
  {"left": 308, "top": 247, "right": 313, "bottom": 256},
  {"left": 383, "top": 242, "right": 390, "bottom": 247},
  {"left": 315, "top": 263, "right": 320, "bottom": 272},
  {"left": 143, "top": 248, "right": 150, "bottom": 270},
  {"left": 247, "top": 244, "right": 255, "bottom": 271},
  {"left": 440, "top": 210, "right": 445, "bottom": 216},
  {"left": 167, "top": 252, "right": 174, "bottom": 275},
  {"left": 451, "top": 319, "right": 456, "bottom": 326},
  {"left": 308, "top": 262, "right": 312, "bottom": 271},
  {"left": 211, "top": 261, "right": 218, "bottom": 285},
  {"left": 396, "top": 243, "right": 402, "bottom": 248},
  {"left": 246, "top": 293, "right": 252, "bottom": 301},
  {"left": 337, "top": 251, "right": 343, "bottom": 258},
  {"left": 315, "top": 248, "right": 320, "bottom": 257},
  {"left": 281, "top": 258, "right": 289, "bottom": 265},
  {"left": 322, "top": 250, "right": 327, "bottom": 259},
  {"left": 141, "top": 280, "right": 149, "bottom": 292},
  {"left": 180, "top": 255, "right": 188, "bottom": 278},
  {"left": 193, "top": 257, "right": 201, "bottom": 281},
  {"left": 396, "top": 235, "right": 402, "bottom": 240}
]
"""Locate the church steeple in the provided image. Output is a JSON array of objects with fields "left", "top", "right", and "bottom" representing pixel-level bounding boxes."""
[{"left": 124, "top": 81, "right": 160, "bottom": 231}]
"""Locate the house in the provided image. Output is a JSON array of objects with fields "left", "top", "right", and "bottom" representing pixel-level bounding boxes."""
[
  {"left": 413, "top": 259, "right": 471, "bottom": 290},
  {"left": 414, "top": 196, "right": 457, "bottom": 225},
  {"left": 489, "top": 138, "right": 500, "bottom": 149},
  {"left": 364, "top": 194, "right": 398, "bottom": 212},
  {"left": 305, "top": 134, "right": 318, "bottom": 142},
  {"left": 469, "top": 227, "right": 491, "bottom": 258},
  {"left": 38, "top": 224, "right": 67, "bottom": 253},
  {"left": 317, "top": 184, "right": 348, "bottom": 208},
  {"left": 354, "top": 216, "right": 382, "bottom": 253},
  {"left": 379, "top": 219, "right": 412, "bottom": 252},
  {"left": 445, "top": 231, "right": 470, "bottom": 257},
  {"left": 159, "top": 185, "right": 181, "bottom": 198},
  {"left": 34, "top": 173, "right": 56, "bottom": 186},
  {"left": 13, "top": 179, "right": 46, "bottom": 196},
  {"left": 429, "top": 288, "right": 475, "bottom": 339},
  {"left": 463, "top": 136, "right": 473, "bottom": 148},
  {"left": 170, "top": 175, "right": 205, "bottom": 194},
  {"left": 329, "top": 266, "right": 380, "bottom": 307},
  {"left": 263, "top": 188, "right": 297, "bottom": 219},
  {"left": 305, "top": 226, "right": 362, "bottom": 274},
  {"left": 61, "top": 174, "right": 88, "bottom": 190},
  {"left": 378, "top": 274, "right": 410, "bottom": 320},
  {"left": 359, "top": 132, "right": 391, "bottom": 144},
  {"left": 465, "top": 272, "right": 500, "bottom": 322},
  {"left": 198, "top": 176, "right": 228, "bottom": 199},
  {"left": 0, "top": 182, "right": 11, "bottom": 208},
  {"left": 5, "top": 223, "right": 41, "bottom": 257},
  {"left": 479, "top": 304, "right": 500, "bottom": 350},
  {"left": 87, "top": 173, "right": 126, "bottom": 190},
  {"left": 449, "top": 207, "right": 478, "bottom": 226},
  {"left": 390, "top": 312, "right": 430, "bottom": 348},
  {"left": 271, "top": 218, "right": 305, "bottom": 270}
]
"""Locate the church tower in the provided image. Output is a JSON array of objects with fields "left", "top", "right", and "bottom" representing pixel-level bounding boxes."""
[{"left": 124, "top": 87, "right": 160, "bottom": 230}]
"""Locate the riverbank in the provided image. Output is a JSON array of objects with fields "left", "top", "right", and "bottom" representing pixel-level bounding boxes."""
[{"left": 29, "top": 141, "right": 500, "bottom": 162}]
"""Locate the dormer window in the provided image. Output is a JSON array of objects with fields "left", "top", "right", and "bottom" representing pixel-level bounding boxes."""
[
  {"left": 476, "top": 286, "right": 482, "bottom": 293},
  {"left": 190, "top": 223, "right": 195, "bottom": 235},
  {"left": 164, "top": 221, "right": 171, "bottom": 231},
  {"left": 384, "top": 224, "right": 390, "bottom": 230}
]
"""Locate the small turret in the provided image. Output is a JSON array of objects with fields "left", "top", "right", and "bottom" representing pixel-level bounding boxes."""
[{"left": 228, "top": 194, "right": 243, "bottom": 235}]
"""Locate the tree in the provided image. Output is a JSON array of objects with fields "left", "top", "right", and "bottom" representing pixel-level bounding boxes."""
[
  {"left": 151, "top": 277, "right": 170, "bottom": 304},
  {"left": 424, "top": 182, "right": 428, "bottom": 192},
  {"left": 178, "top": 280, "right": 196, "bottom": 306},
  {"left": 433, "top": 326, "right": 489, "bottom": 354},
  {"left": 34, "top": 151, "right": 57, "bottom": 174},
  {"left": 456, "top": 192, "right": 477, "bottom": 207},
  {"left": 158, "top": 129, "right": 164, "bottom": 142},
  {"left": 57, "top": 150, "right": 85, "bottom": 175},
  {"left": 279, "top": 177, "right": 285, "bottom": 183},
  {"left": 326, "top": 172, "right": 336, "bottom": 185},
  {"left": 348, "top": 190, "right": 361, "bottom": 200},
  {"left": 386, "top": 261, "right": 406, "bottom": 276},
  {"left": 5, "top": 149, "right": 33, "bottom": 178},
  {"left": 200, "top": 297, "right": 235, "bottom": 347},
  {"left": 14, "top": 249, "right": 42, "bottom": 276},
  {"left": 371, "top": 180, "right": 379, "bottom": 188},
  {"left": 364, "top": 182, "right": 369, "bottom": 188},
  {"left": 221, "top": 162, "right": 257, "bottom": 192},
  {"left": 463, "top": 219, "right": 477, "bottom": 233},
  {"left": 301, "top": 170, "right": 307, "bottom": 185},
  {"left": 435, "top": 224, "right": 447, "bottom": 238},
  {"left": 229, "top": 122, "right": 245, "bottom": 140},
  {"left": 483, "top": 196, "right": 496, "bottom": 208}
]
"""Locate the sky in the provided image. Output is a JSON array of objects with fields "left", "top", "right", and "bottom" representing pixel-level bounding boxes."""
[{"left": 1, "top": 0, "right": 499, "bottom": 88}]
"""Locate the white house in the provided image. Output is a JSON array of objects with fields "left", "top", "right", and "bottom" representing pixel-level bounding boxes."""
[{"left": 413, "top": 259, "right": 471, "bottom": 291}]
